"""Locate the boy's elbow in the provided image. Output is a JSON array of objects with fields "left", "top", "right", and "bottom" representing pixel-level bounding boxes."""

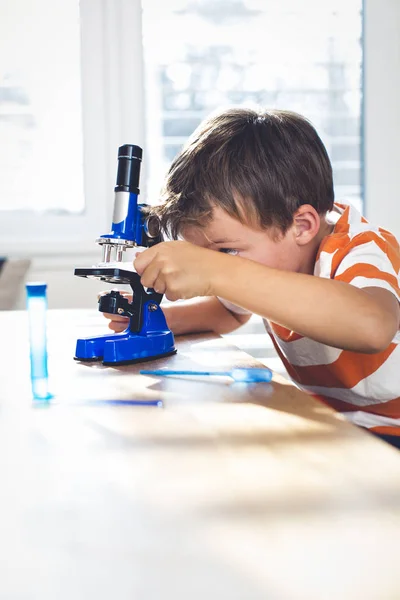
[
  {"left": 360, "top": 313, "right": 398, "bottom": 354},
  {"left": 215, "top": 310, "right": 251, "bottom": 335},
  {"left": 363, "top": 334, "right": 392, "bottom": 354}
]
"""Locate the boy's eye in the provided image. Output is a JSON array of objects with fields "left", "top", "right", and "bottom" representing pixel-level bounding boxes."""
[{"left": 219, "top": 248, "right": 238, "bottom": 256}]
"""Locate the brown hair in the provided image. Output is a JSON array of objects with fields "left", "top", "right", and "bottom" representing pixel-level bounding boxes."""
[{"left": 153, "top": 107, "right": 334, "bottom": 239}]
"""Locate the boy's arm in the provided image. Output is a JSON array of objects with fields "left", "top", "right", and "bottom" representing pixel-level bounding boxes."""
[
  {"left": 163, "top": 296, "right": 251, "bottom": 335},
  {"left": 104, "top": 295, "right": 250, "bottom": 335},
  {"left": 134, "top": 240, "right": 399, "bottom": 353},
  {"left": 213, "top": 257, "right": 399, "bottom": 354}
]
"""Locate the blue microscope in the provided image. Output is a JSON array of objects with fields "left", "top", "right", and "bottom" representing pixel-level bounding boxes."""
[{"left": 74, "top": 144, "right": 176, "bottom": 365}]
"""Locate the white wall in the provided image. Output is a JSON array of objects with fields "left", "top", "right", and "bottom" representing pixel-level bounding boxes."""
[{"left": 364, "top": 0, "right": 400, "bottom": 235}]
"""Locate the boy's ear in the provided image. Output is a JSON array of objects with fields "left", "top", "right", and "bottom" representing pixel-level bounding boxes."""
[{"left": 292, "top": 204, "right": 321, "bottom": 245}]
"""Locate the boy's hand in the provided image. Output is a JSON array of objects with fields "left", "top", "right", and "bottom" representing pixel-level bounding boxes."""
[
  {"left": 134, "top": 241, "right": 224, "bottom": 301},
  {"left": 99, "top": 291, "right": 131, "bottom": 332}
]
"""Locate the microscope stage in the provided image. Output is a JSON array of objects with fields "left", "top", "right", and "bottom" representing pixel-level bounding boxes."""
[{"left": 74, "top": 267, "right": 140, "bottom": 285}]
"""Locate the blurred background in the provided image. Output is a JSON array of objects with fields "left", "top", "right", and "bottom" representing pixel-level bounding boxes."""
[{"left": 0, "top": 0, "right": 398, "bottom": 319}]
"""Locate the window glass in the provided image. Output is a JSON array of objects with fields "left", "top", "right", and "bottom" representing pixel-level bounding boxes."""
[
  {"left": 0, "top": 0, "right": 84, "bottom": 213},
  {"left": 143, "top": 0, "right": 363, "bottom": 211}
]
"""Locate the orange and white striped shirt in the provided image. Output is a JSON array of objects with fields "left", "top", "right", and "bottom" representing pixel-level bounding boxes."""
[{"left": 221, "top": 203, "right": 400, "bottom": 436}]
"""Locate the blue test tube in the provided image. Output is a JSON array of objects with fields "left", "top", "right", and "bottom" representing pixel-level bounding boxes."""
[{"left": 26, "top": 283, "right": 52, "bottom": 401}]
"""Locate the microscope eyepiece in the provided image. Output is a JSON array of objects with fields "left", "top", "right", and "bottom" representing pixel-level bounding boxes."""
[
  {"left": 115, "top": 144, "right": 143, "bottom": 193},
  {"left": 118, "top": 144, "right": 142, "bottom": 160}
]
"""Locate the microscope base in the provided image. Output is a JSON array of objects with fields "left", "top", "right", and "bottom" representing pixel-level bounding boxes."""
[
  {"left": 75, "top": 329, "right": 176, "bottom": 365},
  {"left": 103, "top": 348, "right": 176, "bottom": 366}
]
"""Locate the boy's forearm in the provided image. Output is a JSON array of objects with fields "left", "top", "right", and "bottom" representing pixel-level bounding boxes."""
[
  {"left": 211, "top": 256, "right": 396, "bottom": 352},
  {"left": 162, "top": 296, "right": 250, "bottom": 336}
]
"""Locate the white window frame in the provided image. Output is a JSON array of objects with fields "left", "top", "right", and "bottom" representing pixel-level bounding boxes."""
[
  {"left": 0, "top": 0, "right": 146, "bottom": 258},
  {"left": 1, "top": 0, "right": 399, "bottom": 259}
]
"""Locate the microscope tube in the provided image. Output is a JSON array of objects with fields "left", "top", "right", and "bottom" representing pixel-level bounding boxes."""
[
  {"left": 116, "top": 246, "right": 124, "bottom": 262},
  {"left": 102, "top": 244, "right": 112, "bottom": 263}
]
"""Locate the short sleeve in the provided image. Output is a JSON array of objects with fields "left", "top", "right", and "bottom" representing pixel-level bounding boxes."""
[
  {"left": 217, "top": 297, "right": 252, "bottom": 315},
  {"left": 334, "top": 237, "right": 400, "bottom": 303}
]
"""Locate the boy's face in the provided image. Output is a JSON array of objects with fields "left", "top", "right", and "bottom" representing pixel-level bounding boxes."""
[{"left": 182, "top": 206, "right": 307, "bottom": 274}]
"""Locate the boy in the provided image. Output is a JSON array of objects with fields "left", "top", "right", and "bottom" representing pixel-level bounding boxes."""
[{"left": 107, "top": 108, "right": 400, "bottom": 446}]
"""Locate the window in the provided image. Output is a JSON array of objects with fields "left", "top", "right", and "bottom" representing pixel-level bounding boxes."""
[
  {"left": 5, "top": 1, "right": 396, "bottom": 256},
  {"left": 142, "top": 0, "right": 363, "bottom": 211},
  {"left": 0, "top": 0, "right": 84, "bottom": 214},
  {"left": 0, "top": 0, "right": 110, "bottom": 256}
]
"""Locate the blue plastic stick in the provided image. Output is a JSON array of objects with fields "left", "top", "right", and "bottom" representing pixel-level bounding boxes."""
[
  {"left": 140, "top": 367, "right": 273, "bottom": 383},
  {"left": 83, "top": 399, "right": 163, "bottom": 407},
  {"left": 26, "top": 283, "right": 52, "bottom": 401}
]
